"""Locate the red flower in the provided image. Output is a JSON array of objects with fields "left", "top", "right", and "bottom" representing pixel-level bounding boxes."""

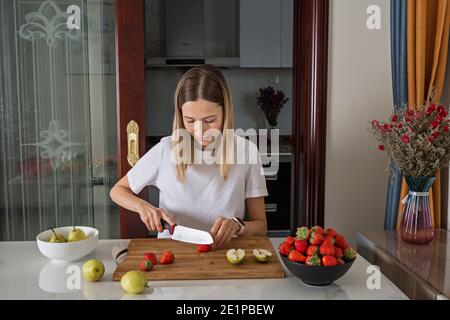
[
  {"left": 401, "top": 135, "right": 410, "bottom": 144},
  {"left": 397, "top": 123, "right": 403, "bottom": 129},
  {"left": 426, "top": 103, "right": 437, "bottom": 115},
  {"left": 432, "top": 131, "right": 440, "bottom": 139},
  {"left": 431, "top": 121, "right": 439, "bottom": 129},
  {"left": 437, "top": 114, "right": 445, "bottom": 122},
  {"left": 445, "top": 125, "right": 450, "bottom": 132},
  {"left": 371, "top": 120, "right": 380, "bottom": 127},
  {"left": 378, "top": 145, "right": 385, "bottom": 151},
  {"left": 391, "top": 115, "right": 399, "bottom": 123},
  {"left": 438, "top": 105, "right": 447, "bottom": 116},
  {"left": 380, "top": 123, "right": 391, "bottom": 133}
]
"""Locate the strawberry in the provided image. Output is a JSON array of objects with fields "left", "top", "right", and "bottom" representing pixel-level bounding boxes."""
[
  {"left": 337, "top": 258, "right": 345, "bottom": 265},
  {"left": 294, "top": 239, "right": 308, "bottom": 253},
  {"left": 335, "top": 247, "right": 343, "bottom": 259},
  {"left": 309, "top": 233, "right": 324, "bottom": 246},
  {"left": 305, "top": 255, "right": 321, "bottom": 266},
  {"left": 279, "top": 243, "right": 293, "bottom": 256},
  {"left": 197, "top": 244, "right": 212, "bottom": 253},
  {"left": 288, "top": 250, "right": 306, "bottom": 263},
  {"left": 322, "top": 255, "right": 337, "bottom": 267},
  {"left": 139, "top": 259, "right": 153, "bottom": 271},
  {"left": 311, "top": 226, "right": 324, "bottom": 235},
  {"left": 160, "top": 250, "right": 175, "bottom": 264},
  {"left": 343, "top": 247, "right": 357, "bottom": 261},
  {"left": 323, "top": 236, "right": 335, "bottom": 245},
  {"left": 284, "top": 236, "right": 296, "bottom": 246},
  {"left": 296, "top": 227, "right": 310, "bottom": 240},
  {"left": 143, "top": 252, "right": 158, "bottom": 265},
  {"left": 319, "top": 242, "right": 335, "bottom": 256},
  {"left": 335, "top": 235, "right": 349, "bottom": 249},
  {"left": 325, "top": 228, "right": 337, "bottom": 238},
  {"left": 306, "top": 245, "right": 319, "bottom": 256}
]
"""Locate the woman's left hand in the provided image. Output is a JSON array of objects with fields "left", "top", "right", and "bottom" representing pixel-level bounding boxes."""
[{"left": 210, "top": 216, "right": 240, "bottom": 248}]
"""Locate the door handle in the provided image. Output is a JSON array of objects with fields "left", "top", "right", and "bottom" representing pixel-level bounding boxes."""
[{"left": 127, "top": 120, "right": 140, "bottom": 167}]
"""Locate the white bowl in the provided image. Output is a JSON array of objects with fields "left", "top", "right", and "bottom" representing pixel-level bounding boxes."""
[{"left": 36, "top": 226, "right": 99, "bottom": 262}]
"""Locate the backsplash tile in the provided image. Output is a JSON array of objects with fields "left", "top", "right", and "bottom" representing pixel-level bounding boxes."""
[{"left": 146, "top": 68, "right": 292, "bottom": 135}]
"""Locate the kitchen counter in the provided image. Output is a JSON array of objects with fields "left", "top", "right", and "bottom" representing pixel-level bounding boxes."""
[
  {"left": 357, "top": 229, "right": 450, "bottom": 300},
  {"left": 0, "top": 238, "right": 407, "bottom": 300}
]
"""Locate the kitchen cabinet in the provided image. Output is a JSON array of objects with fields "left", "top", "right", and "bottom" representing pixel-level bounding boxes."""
[{"left": 240, "top": 0, "right": 293, "bottom": 68}]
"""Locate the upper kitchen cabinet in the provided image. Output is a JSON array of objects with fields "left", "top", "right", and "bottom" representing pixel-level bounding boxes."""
[
  {"left": 145, "top": 0, "right": 239, "bottom": 67},
  {"left": 240, "top": 0, "right": 293, "bottom": 68}
]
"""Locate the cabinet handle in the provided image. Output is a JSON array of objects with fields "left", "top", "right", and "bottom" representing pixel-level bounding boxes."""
[
  {"left": 266, "top": 174, "right": 278, "bottom": 181},
  {"left": 127, "top": 120, "right": 140, "bottom": 167},
  {"left": 265, "top": 203, "right": 277, "bottom": 213}
]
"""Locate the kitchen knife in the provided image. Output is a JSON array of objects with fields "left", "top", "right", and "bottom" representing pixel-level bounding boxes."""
[{"left": 162, "top": 220, "right": 213, "bottom": 245}]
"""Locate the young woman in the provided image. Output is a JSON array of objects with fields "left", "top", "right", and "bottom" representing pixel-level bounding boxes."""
[{"left": 110, "top": 65, "right": 268, "bottom": 248}]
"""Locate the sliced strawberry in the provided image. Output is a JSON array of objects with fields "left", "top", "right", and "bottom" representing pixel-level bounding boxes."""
[
  {"left": 197, "top": 244, "right": 212, "bottom": 253},
  {"left": 160, "top": 250, "right": 175, "bottom": 264}
]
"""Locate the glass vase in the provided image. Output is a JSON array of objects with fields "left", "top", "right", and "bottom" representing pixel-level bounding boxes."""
[{"left": 399, "top": 176, "right": 436, "bottom": 245}]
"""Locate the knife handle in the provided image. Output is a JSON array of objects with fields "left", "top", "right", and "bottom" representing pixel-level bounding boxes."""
[{"left": 161, "top": 219, "right": 175, "bottom": 235}]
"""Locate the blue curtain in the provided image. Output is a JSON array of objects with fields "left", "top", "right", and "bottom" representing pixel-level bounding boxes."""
[{"left": 385, "top": 0, "right": 408, "bottom": 230}]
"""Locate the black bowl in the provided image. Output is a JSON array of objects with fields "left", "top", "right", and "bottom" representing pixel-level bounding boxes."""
[{"left": 280, "top": 255, "right": 355, "bottom": 286}]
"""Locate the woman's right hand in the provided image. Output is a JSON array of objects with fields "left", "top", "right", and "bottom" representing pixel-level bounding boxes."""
[{"left": 137, "top": 201, "right": 174, "bottom": 232}]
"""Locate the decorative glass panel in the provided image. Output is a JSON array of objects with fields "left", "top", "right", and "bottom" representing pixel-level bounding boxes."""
[{"left": 0, "top": 0, "right": 118, "bottom": 240}]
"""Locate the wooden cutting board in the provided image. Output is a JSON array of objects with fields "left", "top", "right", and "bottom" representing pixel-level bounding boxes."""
[{"left": 113, "top": 236, "right": 285, "bottom": 281}]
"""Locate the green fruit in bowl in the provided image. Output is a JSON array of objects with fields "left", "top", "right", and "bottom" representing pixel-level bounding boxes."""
[
  {"left": 68, "top": 226, "right": 87, "bottom": 242},
  {"left": 226, "top": 249, "right": 245, "bottom": 264},
  {"left": 120, "top": 271, "right": 148, "bottom": 294},
  {"left": 48, "top": 228, "right": 67, "bottom": 243},
  {"left": 82, "top": 259, "right": 105, "bottom": 282},
  {"left": 253, "top": 249, "right": 272, "bottom": 263}
]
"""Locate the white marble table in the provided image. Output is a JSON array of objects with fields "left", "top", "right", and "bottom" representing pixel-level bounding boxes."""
[{"left": 0, "top": 238, "right": 408, "bottom": 300}]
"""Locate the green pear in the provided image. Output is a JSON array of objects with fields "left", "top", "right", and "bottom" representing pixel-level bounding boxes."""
[
  {"left": 48, "top": 228, "right": 67, "bottom": 243},
  {"left": 120, "top": 271, "right": 148, "bottom": 294},
  {"left": 82, "top": 259, "right": 105, "bottom": 282},
  {"left": 68, "top": 226, "right": 87, "bottom": 242},
  {"left": 226, "top": 249, "right": 245, "bottom": 265},
  {"left": 253, "top": 249, "right": 272, "bottom": 263}
]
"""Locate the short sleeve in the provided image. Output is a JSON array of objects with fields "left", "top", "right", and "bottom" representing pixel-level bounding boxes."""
[
  {"left": 127, "top": 142, "right": 162, "bottom": 194},
  {"left": 245, "top": 146, "right": 268, "bottom": 198}
]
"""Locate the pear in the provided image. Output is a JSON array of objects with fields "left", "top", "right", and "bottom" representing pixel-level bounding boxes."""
[
  {"left": 82, "top": 259, "right": 105, "bottom": 282},
  {"left": 68, "top": 226, "right": 87, "bottom": 242},
  {"left": 120, "top": 271, "right": 148, "bottom": 294},
  {"left": 226, "top": 249, "right": 245, "bottom": 265},
  {"left": 253, "top": 249, "right": 272, "bottom": 263},
  {"left": 48, "top": 228, "right": 67, "bottom": 243}
]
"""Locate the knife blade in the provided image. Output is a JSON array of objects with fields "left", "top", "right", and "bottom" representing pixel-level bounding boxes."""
[{"left": 162, "top": 220, "right": 213, "bottom": 245}]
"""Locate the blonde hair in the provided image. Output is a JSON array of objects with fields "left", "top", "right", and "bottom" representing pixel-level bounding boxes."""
[{"left": 172, "top": 65, "right": 235, "bottom": 181}]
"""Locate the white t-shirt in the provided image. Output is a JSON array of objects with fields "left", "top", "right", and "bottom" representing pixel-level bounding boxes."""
[{"left": 127, "top": 135, "right": 268, "bottom": 233}]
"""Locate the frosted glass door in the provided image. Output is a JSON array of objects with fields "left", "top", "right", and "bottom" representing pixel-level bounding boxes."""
[{"left": 0, "top": 0, "right": 119, "bottom": 240}]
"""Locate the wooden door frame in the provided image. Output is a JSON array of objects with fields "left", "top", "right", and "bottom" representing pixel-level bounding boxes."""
[
  {"left": 116, "top": 0, "right": 329, "bottom": 238},
  {"left": 115, "top": 0, "right": 148, "bottom": 238}
]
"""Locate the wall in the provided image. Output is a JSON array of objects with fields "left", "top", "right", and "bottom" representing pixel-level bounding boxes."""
[
  {"left": 325, "top": 0, "right": 393, "bottom": 245},
  {"left": 146, "top": 68, "right": 292, "bottom": 136}
]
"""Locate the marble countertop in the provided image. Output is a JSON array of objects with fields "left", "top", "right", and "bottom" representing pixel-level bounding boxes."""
[{"left": 0, "top": 238, "right": 408, "bottom": 300}]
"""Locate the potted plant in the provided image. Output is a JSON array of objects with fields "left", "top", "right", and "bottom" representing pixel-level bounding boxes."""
[
  {"left": 368, "top": 102, "right": 450, "bottom": 244},
  {"left": 256, "top": 86, "right": 289, "bottom": 129}
]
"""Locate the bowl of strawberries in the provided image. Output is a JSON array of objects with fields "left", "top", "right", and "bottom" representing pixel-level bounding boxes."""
[{"left": 278, "top": 226, "right": 356, "bottom": 286}]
